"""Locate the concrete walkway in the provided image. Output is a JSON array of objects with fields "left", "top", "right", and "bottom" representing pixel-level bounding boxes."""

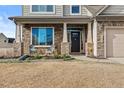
[
  {"left": 71, "top": 55, "right": 124, "bottom": 64},
  {"left": 71, "top": 55, "right": 109, "bottom": 62}
]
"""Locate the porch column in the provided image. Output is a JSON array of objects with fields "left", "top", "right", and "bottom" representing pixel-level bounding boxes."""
[
  {"left": 20, "top": 24, "right": 23, "bottom": 42},
  {"left": 63, "top": 23, "right": 68, "bottom": 42},
  {"left": 86, "top": 22, "right": 93, "bottom": 57},
  {"left": 16, "top": 23, "right": 22, "bottom": 43},
  {"left": 87, "top": 22, "right": 92, "bottom": 43},
  {"left": 93, "top": 19, "right": 97, "bottom": 57},
  {"left": 14, "top": 23, "right": 22, "bottom": 57},
  {"left": 61, "top": 23, "right": 69, "bottom": 55}
]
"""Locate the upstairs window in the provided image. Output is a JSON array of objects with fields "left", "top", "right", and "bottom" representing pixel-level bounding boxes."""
[
  {"left": 71, "top": 5, "right": 81, "bottom": 15},
  {"left": 31, "top": 5, "right": 55, "bottom": 13}
]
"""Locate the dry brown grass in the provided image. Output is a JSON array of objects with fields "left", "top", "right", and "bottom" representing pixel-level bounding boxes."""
[{"left": 0, "top": 60, "right": 124, "bottom": 88}]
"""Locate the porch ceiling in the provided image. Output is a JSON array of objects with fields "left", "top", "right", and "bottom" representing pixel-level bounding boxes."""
[{"left": 9, "top": 16, "right": 93, "bottom": 24}]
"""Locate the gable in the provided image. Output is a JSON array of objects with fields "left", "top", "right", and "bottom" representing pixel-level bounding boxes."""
[
  {"left": 86, "top": 5, "right": 105, "bottom": 16},
  {"left": 84, "top": 6, "right": 93, "bottom": 16},
  {"left": 0, "top": 33, "right": 7, "bottom": 39},
  {"left": 0, "top": 33, "right": 8, "bottom": 43},
  {"left": 99, "top": 5, "right": 124, "bottom": 15}
]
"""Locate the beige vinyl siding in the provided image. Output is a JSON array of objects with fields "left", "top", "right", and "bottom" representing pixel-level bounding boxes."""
[
  {"left": 100, "top": 5, "right": 124, "bottom": 15},
  {"left": 63, "top": 5, "right": 92, "bottom": 16},
  {"left": 23, "top": 5, "right": 63, "bottom": 16}
]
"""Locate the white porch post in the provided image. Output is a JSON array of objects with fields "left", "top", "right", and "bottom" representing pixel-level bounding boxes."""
[
  {"left": 20, "top": 25, "right": 23, "bottom": 42},
  {"left": 87, "top": 22, "right": 92, "bottom": 43},
  {"left": 16, "top": 23, "right": 22, "bottom": 43},
  {"left": 63, "top": 23, "right": 68, "bottom": 42},
  {"left": 86, "top": 22, "right": 93, "bottom": 56},
  {"left": 14, "top": 23, "right": 22, "bottom": 57},
  {"left": 61, "top": 23, "right": 69, "bottom": 55},
  {"left": 93, "top": 19, "right": 97, "bottom": 57}
]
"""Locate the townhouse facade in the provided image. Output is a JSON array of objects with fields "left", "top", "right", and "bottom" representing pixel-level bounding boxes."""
[{"left": 9, "top": 5, "right": 124, "bottom": 58}]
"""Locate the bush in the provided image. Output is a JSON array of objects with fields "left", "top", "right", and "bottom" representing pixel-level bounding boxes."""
[
  {"left": 63, "top": 54, "right": 71, "bottom": 58},
  {"left": 27, "top": 54, "right": 43, "bottom": 60},
  {"left": 53, "top": 54, "right": 74, "bottom": 60},
  {"left": 54, "top": 55, "right": 62, "bottom": 59},
  {"left": 34, "top": 54, "right": 43, "bottom": 59},
  {"left": 62, "top": 54, "right": 75, "bottom": 61}
]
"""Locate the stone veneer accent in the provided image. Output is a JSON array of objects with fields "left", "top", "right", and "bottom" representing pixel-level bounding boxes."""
[
  {"left": 22, "top": 26, "right": 31, "bottom": 55},
  {"left": 22, "top": 24, "right": 63, "bottom": 55},
  {"left": 97, "top": 21, "right": 124, "bottom": 58},
  {"left": 13, "top": 42, "right": 22, "bottom": 57},
  {"left": 85, "top": 42, "right": 93, "bottom": 57},
  {"left": 61, "top": 42, "right": 70, "bottom": 55}
]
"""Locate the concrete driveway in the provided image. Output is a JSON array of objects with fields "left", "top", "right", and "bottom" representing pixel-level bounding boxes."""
[
  {"left": 108, "top": 58, "right": 124, "bottom": 64},
  {"left": 71, "top": 55, "right": 124, "bottom": 64}
]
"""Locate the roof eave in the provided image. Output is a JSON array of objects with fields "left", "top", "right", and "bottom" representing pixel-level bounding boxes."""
[
  {"left": 8, "top": 16, "right": 93, "bottom": 22},
  {"left": 97, "top": 15, "right": 124, "bottom": 17}
]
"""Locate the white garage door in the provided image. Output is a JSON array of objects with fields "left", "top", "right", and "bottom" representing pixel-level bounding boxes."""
[{"left": 106, "top": 28, "right": 124, "bottom": 57}]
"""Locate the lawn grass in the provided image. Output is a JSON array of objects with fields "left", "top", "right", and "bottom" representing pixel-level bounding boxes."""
[{"left": 0, "top": 60, "right": 124, "bottom": 88}]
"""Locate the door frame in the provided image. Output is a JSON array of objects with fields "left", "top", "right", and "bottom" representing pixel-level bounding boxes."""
[
  {"left": 104, "top": 26, "right": 124, "bottom": 58},
  {"left": 69, "top": 30, "right": 81, "bottom": 53},
  {"left": 71, "top": 31, "right": 80, "bottom": 52}
]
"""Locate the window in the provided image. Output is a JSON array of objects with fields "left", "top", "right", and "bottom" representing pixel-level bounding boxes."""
[
  {"left": 71, "top": 5, "right": 81, "bottom": 15},
  {"left": 32, "top": 27, "right": 54, "bottom": 46},
  {"left": 31, "top": 5, "right": 55, "bottom": 13}
]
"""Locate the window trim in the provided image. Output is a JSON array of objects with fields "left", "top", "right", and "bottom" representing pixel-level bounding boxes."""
[
  {"left": 31, "top": 27, "right": 54, "bottom": 47},
  {"left": 30, "top": 5, "right": 55, "bottom": 14},
  {"left": 70, "top": 5, "right": 81, "bottom": 15}
]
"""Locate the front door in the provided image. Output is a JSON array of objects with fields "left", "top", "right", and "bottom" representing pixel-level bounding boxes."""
[{"left": 71, "top": 32, "right": 80, "bottom": 52}]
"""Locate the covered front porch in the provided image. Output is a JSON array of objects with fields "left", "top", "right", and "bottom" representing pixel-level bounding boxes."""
[
  {"left": 9, "top": 16, "right": 94, "bottom": 57},
  {"left": 61, "top": 23, "right": 92, "bottom": 57}
]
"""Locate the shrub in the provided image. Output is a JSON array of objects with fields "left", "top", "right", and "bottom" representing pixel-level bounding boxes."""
[
  {"left": 54, "top": 55, "right": 62, "bottom": 59},
  {"left": 34, "top": 54, "right": 43, "bottom": 59},
  {"left": 62, "top": 54, "right": 75, "bottom": 61},
  {"left": 63, "top": 54, "right": 71, "bottom": 58},
  {"left": 27, "top": 54, "right": 43, "bottom": 60}
]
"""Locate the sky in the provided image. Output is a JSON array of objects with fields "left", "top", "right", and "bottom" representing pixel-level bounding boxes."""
[{"left": 0, "top": 5, "right": 22, "bottom": 38}]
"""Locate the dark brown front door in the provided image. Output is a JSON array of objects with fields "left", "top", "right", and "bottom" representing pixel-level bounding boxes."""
[{"left": 71, "top": 32, "right": 80, "bottom": 52}]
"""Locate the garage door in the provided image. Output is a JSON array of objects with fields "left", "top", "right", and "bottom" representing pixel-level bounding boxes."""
[{"left": 106, "top": 28, "right": 124, "bottom": 57}]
